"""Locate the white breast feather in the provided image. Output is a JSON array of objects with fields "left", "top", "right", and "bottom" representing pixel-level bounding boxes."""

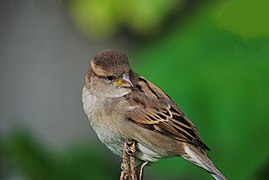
[{"left": 82, "top": 86, "right": 161, "bottom": 162}]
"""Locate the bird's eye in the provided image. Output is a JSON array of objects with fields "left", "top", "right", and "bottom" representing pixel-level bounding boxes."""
[{"left": 105, "top": 76, "right": 114, "bottom": 81}]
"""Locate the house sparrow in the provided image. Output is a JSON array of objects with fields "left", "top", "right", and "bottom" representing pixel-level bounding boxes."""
[{"left": 82, "top": 49, "right": 227, "bottom": 180}]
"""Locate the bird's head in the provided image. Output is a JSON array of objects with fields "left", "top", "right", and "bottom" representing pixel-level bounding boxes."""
[{"left": 86, "top": 49, "right": 135, "bottom": 97}]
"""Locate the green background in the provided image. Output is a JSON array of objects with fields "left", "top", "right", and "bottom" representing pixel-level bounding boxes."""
[{"left": 1, "top": 0, "right": 269, "bottom": 179}]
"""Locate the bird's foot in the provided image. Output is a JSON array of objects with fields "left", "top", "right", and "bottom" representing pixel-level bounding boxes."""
[
  {"left": 136, "top": 161, "right": 148, "bottom": 180},
  {"left": 125, "top": 139, "right": 136, "bottom": 156}
]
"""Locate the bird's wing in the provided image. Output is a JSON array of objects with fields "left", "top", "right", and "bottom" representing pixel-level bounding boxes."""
[{"left": 125, "top": 76, "right": 210, "bottom": 151}]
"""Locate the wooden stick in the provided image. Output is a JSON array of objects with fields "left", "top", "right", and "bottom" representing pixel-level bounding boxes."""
[{"left": 120, "top": 140, "right": 138, "bottom": 180}]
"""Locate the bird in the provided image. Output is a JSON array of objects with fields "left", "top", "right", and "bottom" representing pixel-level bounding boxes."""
[{"left": 82, "top": 49, "right": 227, "bottom": 180}]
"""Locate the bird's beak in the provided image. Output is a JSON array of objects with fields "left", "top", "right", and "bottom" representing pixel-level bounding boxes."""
[{"left": 115, "top": 74, "right": 133, "bottom": 87}]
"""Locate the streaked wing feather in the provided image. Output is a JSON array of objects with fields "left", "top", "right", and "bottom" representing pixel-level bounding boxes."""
[{"left": 126, "top": 76, "right": 210, "bottom": 151}]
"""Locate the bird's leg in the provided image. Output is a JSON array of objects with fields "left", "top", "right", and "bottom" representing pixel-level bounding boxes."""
[
  {"left": 136, "top": 161, "right": 148, "bottom": 180},
  {"left": 120, "top": 139, "right": 137, "bottom": 180}
]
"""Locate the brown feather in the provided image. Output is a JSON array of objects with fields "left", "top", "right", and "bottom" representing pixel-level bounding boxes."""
[
  {"left": 126, "top": 75, "right": 210, "bottom": 151},
  {"left": 90, "top": 49, "right": 129, "bottom": 78}
]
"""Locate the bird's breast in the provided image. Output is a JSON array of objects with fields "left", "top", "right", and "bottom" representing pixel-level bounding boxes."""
[
  {"left": 82, "top": 86, "right": 126, "bottom": 155},
  {"left": 82, "top": 86, "right": 164, "bottom": 162}
]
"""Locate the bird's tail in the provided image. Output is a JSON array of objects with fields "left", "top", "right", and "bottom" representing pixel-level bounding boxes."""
[{"left": 181, "top": 144, "right": 227, "bottom": 180}]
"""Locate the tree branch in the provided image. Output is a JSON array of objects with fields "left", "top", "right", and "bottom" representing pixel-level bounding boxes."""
[{"left": 120, "top": 140, "right": 138, "bottom": 180}]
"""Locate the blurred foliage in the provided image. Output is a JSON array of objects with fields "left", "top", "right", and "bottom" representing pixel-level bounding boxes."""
[
  {"left": 2, "top": 0, "right": 269, "bottom": 180},
  {"left": 68, "top": 0, "right": 269, "bottom": 40},
  {"left": 68, "top": 0, "right": 184, "bottom": 39},
  {"left": 215, "top": 0, "right": 269, "bottom": 38},
  {"left": 0, "top": 131, "right": 118, "bottom": 180}
]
